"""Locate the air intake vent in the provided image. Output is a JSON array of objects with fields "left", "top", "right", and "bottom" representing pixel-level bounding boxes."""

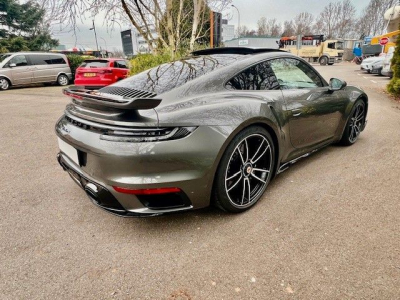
[{"left": 99, "top": 86, "right": 157, "bottom": 99}]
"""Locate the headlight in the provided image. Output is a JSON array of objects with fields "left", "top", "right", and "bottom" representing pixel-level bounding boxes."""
[{"left": 100, "top": 127, "right": 197, "bottom": 142}]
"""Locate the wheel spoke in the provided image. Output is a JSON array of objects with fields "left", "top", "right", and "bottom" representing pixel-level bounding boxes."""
[
  {"left": 244, "top": 138, "right": 249, "bottom": 162},
  {"left": 251, "top": 139, "right": 265, "bottom": 163},
  {"left": 251, "top": 145, "right": 270, "bottom": 164},
  {"left": 226, "top": 171, "right": 241, "bottom": 182},
  {"left": 246, "top": 178, "right": 251, "bottom": 203},
  {"left": 251, "top": 173, "right": 266, "bottom": 184},
  {"left": 252, "top": 168, "right": 270, "bottom": 173},
  {"left": 227, "top": 174, "right": 243, "bottom": 192},
  {"left": 237, "top": 147, "right": 245, "bottom": 165},
  {"left": 241, "top": 178, "right": 246, "bottom": 205}
]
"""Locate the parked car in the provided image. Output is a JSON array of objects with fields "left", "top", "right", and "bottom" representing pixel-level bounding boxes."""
[
  {"left": 56, "top": 47, "right": 368, "bottom": 217},
  {"left": 360, "top": 55, "right": 385, "bottom": 73},
  {"left": 382, "top": 46, "right": 395, "bottom": 78},
  {"left": 74, "top": 58, "right": 129, "bottom": 89},
  {"left": 371, "top": 59, "right": 384, "bottom": 75},
  {"left": 0, "top": 52, "right": 72, "bottom": 90}
]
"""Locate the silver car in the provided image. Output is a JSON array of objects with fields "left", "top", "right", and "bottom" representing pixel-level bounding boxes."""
[
  {"left": 56, "top": 48, "right": 368, "bottom": 217},
  {"left": 0, "top": 52, "right": 72, "bottom": 90}
]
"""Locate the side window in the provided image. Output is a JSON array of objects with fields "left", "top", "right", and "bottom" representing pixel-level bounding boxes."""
[
  {"left": 51, "top": 56, "right": 66, "bottom": 64},
  {"left": 10, "top": 55, "right": 29, "bottom": 67},
  {"left": 226, "top": 61, "right": 279, "bottom": 90},
  {"left": 29, "top": 55, "right": 48, "bottom": 65},
  {"left": 117, "top": 61, "right": 128, "bottom": 69},
  {"left": 269, "top": 58, "right": 323, "bottom": 89}
]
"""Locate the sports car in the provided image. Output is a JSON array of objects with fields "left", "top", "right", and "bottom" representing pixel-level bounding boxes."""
[{"left": 55, "top": 47, "right": 368, "bottom": 216}]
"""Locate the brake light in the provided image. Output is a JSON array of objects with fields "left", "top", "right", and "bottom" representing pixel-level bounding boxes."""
[
  {"left": 113, "top": 186, "right": 181, "bottom": 195},
  {"left": 63, "top": 89, "right": 83, "bottom": 100}
]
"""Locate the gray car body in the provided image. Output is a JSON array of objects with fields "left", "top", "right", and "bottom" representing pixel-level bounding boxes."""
[{"left": 56, "top": 51, "right": 368, "bottom": 216}]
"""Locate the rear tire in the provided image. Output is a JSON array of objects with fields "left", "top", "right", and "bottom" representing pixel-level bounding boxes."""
[
  {"left": 340, "top": 100, "right": 366, "bottom": 146},
  {"left": 57, "top": 74, "right": 69, "bottom": 86},
  {"left": 0, "top": 77, "right": 10, "bottom": 90},
  {"left": 213, "top": 126, "right": 275, "bottom": 213}
]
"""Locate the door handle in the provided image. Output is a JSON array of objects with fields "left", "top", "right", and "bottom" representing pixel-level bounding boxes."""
[{"left": 292, "top": 109, "right": 301, "bottom": 117}]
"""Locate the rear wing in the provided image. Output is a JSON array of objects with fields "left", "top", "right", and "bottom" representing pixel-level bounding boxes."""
[{"left": 63, "top": 86, "right": 161, "bottom": 110}]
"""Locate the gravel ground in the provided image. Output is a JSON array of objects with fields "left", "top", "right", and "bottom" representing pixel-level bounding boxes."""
[{"left": 0, "top": 63, "right": 399, "bottom": 300}]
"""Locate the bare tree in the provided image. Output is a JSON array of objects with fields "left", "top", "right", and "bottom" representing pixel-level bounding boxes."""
[
  {"left": 257, "top": 17, "right": 281, "bottom": 36},
  {"left": 257, "top": 17, "right": 268, "bottom": 35},
  {"left": 281, "top": 20, "right": 295, "bottom": 37},
  {"left": 314, "top": 0, "right": 356, "bottom": 39},
  {"left": 357, "top": 0, "right": 397, "bottom": 38},
  {"left": 293, "top": 12, "right": 314, "bottom": 35},
  {"left": 39, "top": 0, "right": 232, "bottom": 55},
  {"left": 237, "top": 25, "right": 256, "bottom": 37},
  {"left": 267, "top": 18, "right": 281, "bottom": 36}
]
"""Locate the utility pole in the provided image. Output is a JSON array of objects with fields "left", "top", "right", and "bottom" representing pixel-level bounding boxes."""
[
  {"left": 90, "top": 20, "right": 99, "bottom": 52},
  {"left": 231, "top": 5, "right": 240, "bottom": 46}
]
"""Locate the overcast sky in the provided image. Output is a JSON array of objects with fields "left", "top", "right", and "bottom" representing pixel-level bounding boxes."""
[{"left": 51, "top": 0, "right": 371, "bottom": 51}]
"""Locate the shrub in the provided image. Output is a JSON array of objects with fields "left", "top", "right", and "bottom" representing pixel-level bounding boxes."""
[
  {"left": 66, "top": 54, "right": 86, "bottom": 78},
  {"left": 129, "top": 52, "right": 174, "bottom": 75},
  {"left": 387, "top": 25, "right": 400, "bottom": 96}
]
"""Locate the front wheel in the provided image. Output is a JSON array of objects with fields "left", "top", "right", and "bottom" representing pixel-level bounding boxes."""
[
  {"left": 57, "top": 74, "right": 69, "bottom": 86},
  {"left": 340, "top": 100, "right": 366, "bottom": 146},
  {"left": 213, "top": 126, "right": 275, "bottom": 213},
  {"left": 320, "top": 56, "right": 328, "bottom": 66}
]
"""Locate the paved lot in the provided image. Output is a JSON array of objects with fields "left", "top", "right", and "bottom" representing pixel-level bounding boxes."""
[{"left": 1, "top": 63, "right": 400, "bottom": 300}]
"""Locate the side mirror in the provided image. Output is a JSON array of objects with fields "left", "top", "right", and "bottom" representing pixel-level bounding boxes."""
[
  {"left": 329, "top": 78, "right": 347, "bottom": 91},
  {"left": 9, "top": 63, "right": 16, "bottom": 68}
]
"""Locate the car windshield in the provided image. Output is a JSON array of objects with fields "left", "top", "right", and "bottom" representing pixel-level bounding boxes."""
[
  {"left": 116, "top": 54, "right": 245, "bottom": 94},
  {"left": 0, "top": 54, "right": 11, "bottom": 63},
  {"left": 80, "top": 60, "right": 109, "bottom": 68}
]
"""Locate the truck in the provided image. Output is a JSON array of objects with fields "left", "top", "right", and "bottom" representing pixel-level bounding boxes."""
[{"left": 279, "top": 35, "right": 344, "bottom": 65}]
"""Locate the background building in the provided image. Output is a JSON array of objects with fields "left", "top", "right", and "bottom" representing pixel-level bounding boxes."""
[
  {"left": 120, "top": 27, "right": 158, "bottom": 57},
  {"left": 224, "top": 36, "right": 280, "bottom": 48},
  {"left": 221, "top": 19, "right": 235, "bottom": 42}
]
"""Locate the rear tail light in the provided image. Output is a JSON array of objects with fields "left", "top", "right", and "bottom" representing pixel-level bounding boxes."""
[
  {"left": 99, "top": 69, "right": 113, "bottom": 74},
  {"left": 100, "top": 127, "right": 197, "bottom": 142},
  {"left": 113, "top": 186, "right": 181, "bottom": 195}
]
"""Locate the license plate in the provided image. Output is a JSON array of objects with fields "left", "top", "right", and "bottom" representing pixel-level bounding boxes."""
[
  {"left": 58, "top": 138, "right": 79, "bottom": 165},
  {"left": 84, "top": 73, "right": 96, "bottom": 77}
]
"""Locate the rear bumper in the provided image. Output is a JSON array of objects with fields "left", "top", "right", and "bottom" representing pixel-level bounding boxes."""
[
  {"left": 57, "top": 152, "right": 194, "bottom": 217},
  {"left": 55, "top": 115, "right": 229, "bottom": 216}
]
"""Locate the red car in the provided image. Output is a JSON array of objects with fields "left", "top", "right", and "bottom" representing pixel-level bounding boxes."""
[{"left": 74, "top": 58, "right": 129, "bottom": 89}]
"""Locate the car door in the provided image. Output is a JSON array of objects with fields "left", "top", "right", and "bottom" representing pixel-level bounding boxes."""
[
  {"left": 7, "top": 55, "right": 33, "bottom": 85},
  {"left": 269, "top": 58, "right": 347, "bottom": 149},
  {"left": 28, "top": 54, "right": 54, "bottom": 83}
]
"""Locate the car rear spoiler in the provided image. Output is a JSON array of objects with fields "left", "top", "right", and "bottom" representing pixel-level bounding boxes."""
[{"left": 63, "top": 86, "right": 162, "bottom": 110}]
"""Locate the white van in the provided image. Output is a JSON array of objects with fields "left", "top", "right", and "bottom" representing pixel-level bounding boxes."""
[{"left": 0, "top": 52, "right": 72, "bottom": 90}]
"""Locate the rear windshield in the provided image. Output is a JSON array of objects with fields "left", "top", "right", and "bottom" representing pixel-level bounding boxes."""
[
  {"left": 117, "top": 54, "right": 245, "bottom": 94},
  {"left": 80, "top": 60, "right": 109, "bottom": 68}
]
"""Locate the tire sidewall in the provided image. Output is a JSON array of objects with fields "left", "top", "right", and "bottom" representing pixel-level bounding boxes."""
[
  {"left": 341, "top": 100, "right": 365, "bottom": 146},
  {"left": 320, "top": 57, "right": 328, "bottom": 66},
  {"left": 57, "top": 74, "right": 69, "bottom": 86},
  {"left": 0, "top": 77, "right": 10, "bottom": 90},
  {"left": 213, "top": 126, "right": 275, "bottom": 213}
]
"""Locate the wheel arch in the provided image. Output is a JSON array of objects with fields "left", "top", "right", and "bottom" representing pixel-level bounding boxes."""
[
  {"left": 209, "top": 119, "right": 282, "bottom": 204},
  {"left": 0, "top": 75, "right": 12, "bottom": 86}
]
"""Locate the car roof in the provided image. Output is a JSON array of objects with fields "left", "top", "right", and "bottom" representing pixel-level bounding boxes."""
[
  {"left": 83, "top": 58, "right": 125, "bottom": 61},
  {"left": 3, "top": 52, "right": 65, "bottom": 55},
  {"left": 192, "top": 47, "right": 285, "bottom": 56}
]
